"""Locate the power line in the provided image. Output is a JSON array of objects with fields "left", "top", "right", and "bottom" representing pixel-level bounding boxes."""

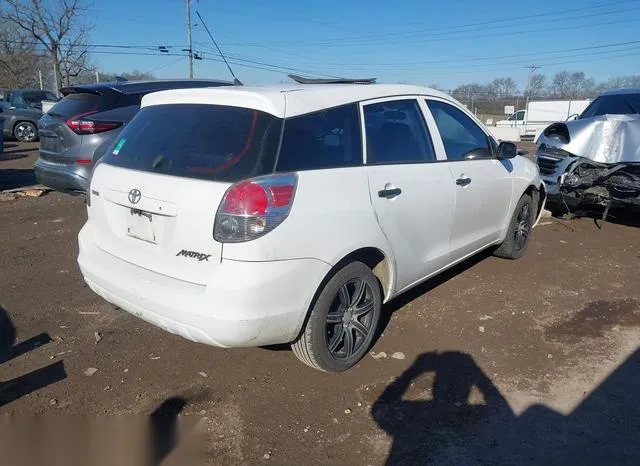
[
  {"left": 195, "top": 10, "right": 242, "bottom": 84},
  {"left": 220, "top": 13, "right": 640, "bottom": 48}
]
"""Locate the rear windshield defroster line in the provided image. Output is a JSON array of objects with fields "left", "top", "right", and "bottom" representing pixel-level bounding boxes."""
[{"left": 103, "top": 104, "right": 283, "bottom": 183}]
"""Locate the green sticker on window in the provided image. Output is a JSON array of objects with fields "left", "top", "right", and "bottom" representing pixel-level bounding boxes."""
[{"left": 112, "top": 138, "right": 126, "bottom": 155}]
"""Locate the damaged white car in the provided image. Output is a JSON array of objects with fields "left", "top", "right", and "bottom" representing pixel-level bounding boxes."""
[{"left": 536, "top": 89, "right": 640, "bottom": 219}]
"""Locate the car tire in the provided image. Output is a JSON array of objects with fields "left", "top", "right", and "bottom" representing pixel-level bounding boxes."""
[
  {"left": 493, "top": 193, "right": 535, "bottom": 260},
  {"left": 13, "top": 121, "right": 38, "bottom": 142},
  {"left": 292, "top": 261, "right": 382, "bottom": 372}
]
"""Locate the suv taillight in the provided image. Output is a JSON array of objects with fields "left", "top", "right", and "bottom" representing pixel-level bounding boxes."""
[
  {"left": 214, "top": 173, "right": 298, "bottom": 243},
  {"left": 66, "top": 112, "right": 122, "bottom": 135}
]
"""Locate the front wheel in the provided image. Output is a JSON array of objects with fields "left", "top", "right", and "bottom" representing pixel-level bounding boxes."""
[
  {"left": 493, "top": 193, "right": 535, "bottom": 260},
  {"left": 292, "top": 261, "right": 382, "bottom": 372},
  {"left": 14, "top": 121, "right": 38, "bottom": 142}
]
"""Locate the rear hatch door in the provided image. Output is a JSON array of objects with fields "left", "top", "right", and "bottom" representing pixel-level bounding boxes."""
[
  {"left": 39, "top": 90, "right": 122, "bottom": 161},
  {"left": 88, "top": 102, "right": 283, "bottom": 284}
]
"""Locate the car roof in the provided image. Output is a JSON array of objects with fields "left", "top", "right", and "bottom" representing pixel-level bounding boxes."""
[
  {"left": 141, "top": 83, "right": 454, "bottom": 118},
  {"left": 60, "top": 79, "right": 233, "bottom": 96},
  {"left": 6, "top": 88, "right": 53, "bottom": 93},
  {"left": 600, "top": 88, "right": 640, "bottom": 96}
]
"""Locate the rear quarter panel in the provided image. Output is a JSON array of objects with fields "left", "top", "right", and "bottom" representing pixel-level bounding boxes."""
[{"left": 222, "top": 167, "right": 397, "bottom": 287}]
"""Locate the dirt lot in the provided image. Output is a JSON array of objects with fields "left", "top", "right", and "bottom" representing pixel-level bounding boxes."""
[{"left": 1, "top": 143, "right": 639, "bottom": 465}]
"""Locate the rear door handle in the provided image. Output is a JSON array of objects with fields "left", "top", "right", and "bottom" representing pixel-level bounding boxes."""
[
  {"left": 456, "top": 176, "right": 471, "bottom": 186},
  {"left": 378, "top": 187, "right": 402, "bottom": 199}
]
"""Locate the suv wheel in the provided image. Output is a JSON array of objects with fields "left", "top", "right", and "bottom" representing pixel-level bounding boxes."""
[
  {"left": 14, "top": 121, "right": 38, "bottom": 142},
  {"left": 292, "top": 261, "right": 382, "bottom": 372},
  {"left": 493, "top": 193, "right": 534, "bottom": 260}
]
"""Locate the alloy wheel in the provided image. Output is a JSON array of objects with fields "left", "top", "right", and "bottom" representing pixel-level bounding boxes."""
[{"left": 325, "top": 278, "right": 376, "bottom": 360}]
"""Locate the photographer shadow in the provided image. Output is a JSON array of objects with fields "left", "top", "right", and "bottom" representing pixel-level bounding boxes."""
[
  {"left": 0, "top": 305, "right": 66, "bottom": 407},
  {"left": 372, "top": 350, "right": 640, "bottom": 465}
]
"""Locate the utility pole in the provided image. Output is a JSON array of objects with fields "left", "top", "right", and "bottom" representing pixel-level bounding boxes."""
[
  {"left": 38, "top": 70, "right": 43, "bottom": 90},
  {"left": 186, "top": 0, "right": 194, "bottom": 79},
  {"left": 524, "top": 64, "right": 540, "bottom": 133}
]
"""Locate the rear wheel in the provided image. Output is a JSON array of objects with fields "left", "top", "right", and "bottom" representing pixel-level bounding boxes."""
[
  {"left": 292, "top": 261, "right": 382, "bottom": 372},
  {"left": 13, "top": 121, "right": 38, "bottom": 142},
  {"left": 493, "top": 193, "right": 534, "bottom": 260}
]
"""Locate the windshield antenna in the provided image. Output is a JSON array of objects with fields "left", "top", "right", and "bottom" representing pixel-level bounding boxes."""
[{"left": 195, "top": 11, "right": 243, "bottom": 86}]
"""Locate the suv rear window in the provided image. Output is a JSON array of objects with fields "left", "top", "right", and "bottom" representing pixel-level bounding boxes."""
[
  {"left": 103, "top": 104, "right": 282, "bottom": 182},
  {"left": 47, "top": 93, "right": 110, "bottom": 118}
]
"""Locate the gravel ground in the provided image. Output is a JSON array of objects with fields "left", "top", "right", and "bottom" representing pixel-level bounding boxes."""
[{"left": 1, "top": 143, "right": 638, "bottom": 465}]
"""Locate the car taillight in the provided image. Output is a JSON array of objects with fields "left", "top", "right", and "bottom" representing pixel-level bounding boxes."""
[
  {"left": 66, "top": 112, "right": 122, "bottom": 135},
  {"left": 214, "top": 173, "right": 298, "bottom": 243}
]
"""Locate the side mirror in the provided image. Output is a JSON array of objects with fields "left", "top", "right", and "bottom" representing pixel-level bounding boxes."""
[
  {"left": 496, "top": 141, "right": 518, "bottom": 159},
  {"left": 566, "top": 113, "right": 579, "bottom": 121}
]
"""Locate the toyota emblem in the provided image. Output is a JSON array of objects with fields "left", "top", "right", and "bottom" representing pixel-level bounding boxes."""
[{"left": 128, "top": 188, "right": 142, "bottom": 204}]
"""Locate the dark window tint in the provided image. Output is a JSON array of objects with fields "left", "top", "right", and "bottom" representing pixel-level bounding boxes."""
[
  {"left": 364, "top": 99, "right": 435, "bottom": 164},
  {"left": 104, "top": 104, "right": 282, "bottom": 182},
  {"left": 277, "top": 104, "right": 362, "bottom": 171},
  {"left": 23, "top": 91, "right": 56, "bottom": 104},
  {"left": 427, "top": 100, "right": 491, "bottom": 161},
  {"left": 47, "top": 93, "right": 107, "bottom": 118},
  {"left": 579, "top": 94, "right": 640, "bottom": 118}
]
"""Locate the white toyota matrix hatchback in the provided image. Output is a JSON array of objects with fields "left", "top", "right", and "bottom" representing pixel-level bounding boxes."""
[{"left": 78, "top": 77, "right": 546, "bottom": 372}]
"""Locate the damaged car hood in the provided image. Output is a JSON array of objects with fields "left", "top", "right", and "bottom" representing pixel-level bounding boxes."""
[{"left": 536, "top": 114, "right": 640, "bottom": 164}]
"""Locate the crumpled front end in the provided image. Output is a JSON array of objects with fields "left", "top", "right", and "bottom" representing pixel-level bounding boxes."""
[{"left": 535, "top": 115, "right": 640, "bottom": 216}]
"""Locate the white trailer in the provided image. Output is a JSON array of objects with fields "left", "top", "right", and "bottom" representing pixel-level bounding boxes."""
[{"left": 496, "top": 99, "right": 591, "bottom": 140}]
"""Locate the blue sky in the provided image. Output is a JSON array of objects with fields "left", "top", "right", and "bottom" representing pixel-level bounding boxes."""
[{"left": 89, "top": 0, "right": 640, "bottom": 91}]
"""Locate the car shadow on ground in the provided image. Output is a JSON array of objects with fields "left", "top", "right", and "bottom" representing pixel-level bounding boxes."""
[
  {"left": 0, "top": 306, "right": 67, "bottom": 407},
  {"left": 375, "top": 249, "right": 493, "bottom": 343},
  {"left": 0, "top": 168, "right": 37, "bottom": 192},
  {"left": 372, "top": 349, "right": 640, "bottom": 465}
]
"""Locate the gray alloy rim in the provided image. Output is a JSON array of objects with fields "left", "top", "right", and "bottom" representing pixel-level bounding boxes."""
[
  {"left": 325, "top": 278, "right": 376, "bottom": 360},
  {"left": 514, "top": 203, "right": 531, "bottom": 250},
  {"left": 16, "top": 123, "right": 36, "bottom": 142}
]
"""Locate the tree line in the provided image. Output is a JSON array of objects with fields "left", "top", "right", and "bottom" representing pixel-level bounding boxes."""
[{"left": 450, "top": 72, "right": 640, "bottom": 103}]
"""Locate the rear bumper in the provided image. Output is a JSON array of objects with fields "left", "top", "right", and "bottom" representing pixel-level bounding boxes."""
[
  {"left": 77, "top": 223, "right": 331, "bottom": 348},
  {"left": 34, "top": 157, "right": 88, "bottom": 193}
]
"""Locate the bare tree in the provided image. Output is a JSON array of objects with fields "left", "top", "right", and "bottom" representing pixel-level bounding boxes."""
[
  {"left": 0, "top": 20, "right": 45, "bottom": 88},
  {"left": 98, "top": 70, "right": 156, "bottom": 82},
  {"left": 488, "top": 77, "right": 518, "bottom": 99},
  {"left": 0, "top": 0, "right": 92, "bottom": 94},
  {"left": 526, "top": 73, "right": 546, "bottom": 98}
]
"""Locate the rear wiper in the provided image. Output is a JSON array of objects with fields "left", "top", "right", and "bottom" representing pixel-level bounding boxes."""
[{"left": 152, "top": 154, "right": 164, "bottom": 170}]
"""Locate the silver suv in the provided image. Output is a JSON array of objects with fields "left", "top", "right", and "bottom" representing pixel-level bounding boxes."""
[{"left": 35, "top": 79, "right": 232, "bottom": 194}]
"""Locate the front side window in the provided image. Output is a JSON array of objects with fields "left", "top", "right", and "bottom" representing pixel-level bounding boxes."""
[
  {"left": 277, "top": 104, "right": 362, "bottom": 172},
  {"left": 363, "top": 99, "right": 435, "bottom": 164},
  {"left": 427, "top": 100, "right": 491, "bottom": 161}
]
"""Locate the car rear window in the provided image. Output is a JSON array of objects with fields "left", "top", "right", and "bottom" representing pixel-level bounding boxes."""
[
  {"left": 23, "top": 91, "right": 56, "bottom": 104},
  {"left": 47, "top": 93, "right": 109, "bottom": 118},
  {"left": 103, "top": 104, "right": 282, "bottom": 182}
]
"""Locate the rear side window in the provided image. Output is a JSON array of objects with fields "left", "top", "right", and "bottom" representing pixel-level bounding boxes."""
[
  {"left": 103, "top": 104, "right": 282, "bottom": 182},
  {"left": 276, "top": 104, "right": 362, "bottom": 172},
  {"left": 364, "top": 99, "right": 436, "bottom": 164},
  {"left": 48, "top": 93, "right": 107, "bottom": 118}
]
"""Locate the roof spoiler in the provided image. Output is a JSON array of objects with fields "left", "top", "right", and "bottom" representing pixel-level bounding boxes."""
[
  {"left": 59, "top": 86, "right": 103, "bottom": 96},
  {"left": 288, "top": 74, "right": 376, "bottom": 85}
]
